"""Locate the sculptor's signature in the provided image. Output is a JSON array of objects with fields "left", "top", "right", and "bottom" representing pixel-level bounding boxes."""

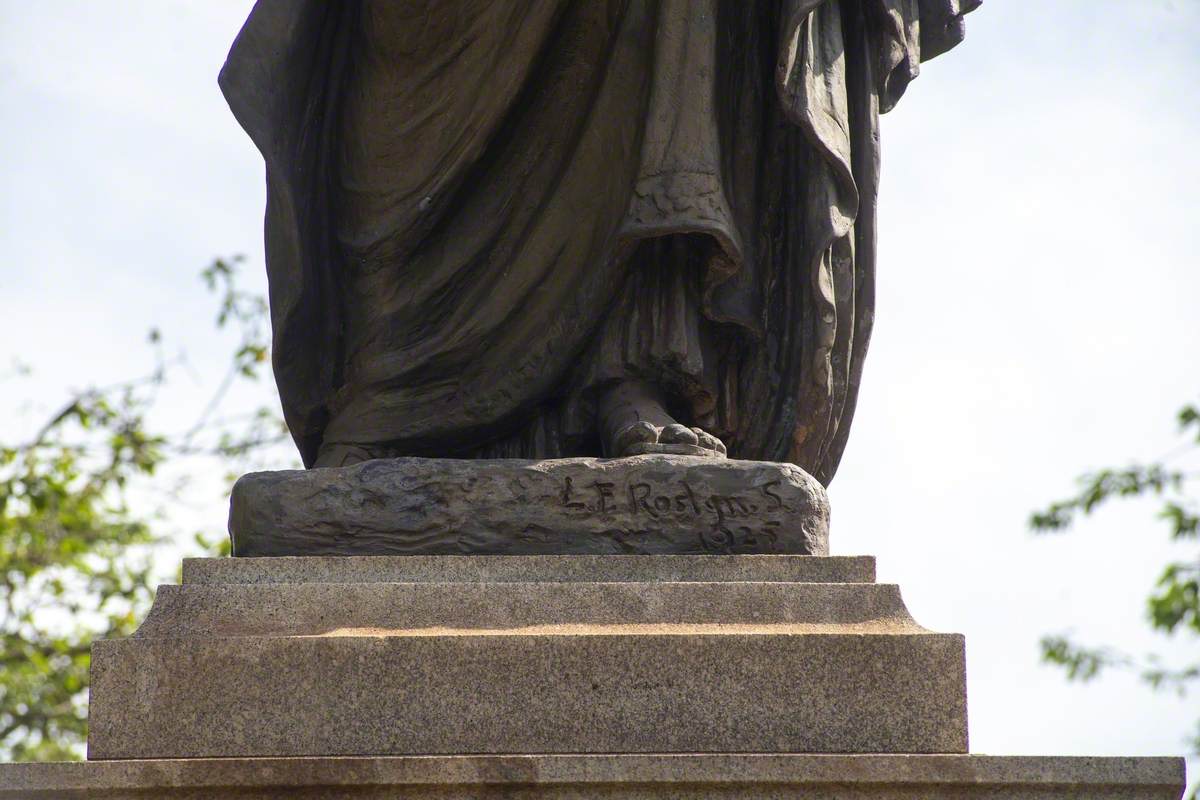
[{"left": 559, "top": 476, "right": 783, "bottom": 523}]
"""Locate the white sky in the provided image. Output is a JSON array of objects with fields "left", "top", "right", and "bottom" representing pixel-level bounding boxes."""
[{"left": 0, "top": 0, "right": 1196, "bottom": 785}]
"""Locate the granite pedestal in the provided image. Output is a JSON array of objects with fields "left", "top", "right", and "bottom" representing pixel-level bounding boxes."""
[
  {"left": 0, "top": 459, "right": 1185, "bottom": 798},
  {"left": 87, "top": 554, "right": 966, "bottom": 758},
  {"left": 0, "top": 552, "right": 1185, "bottom": 797}
]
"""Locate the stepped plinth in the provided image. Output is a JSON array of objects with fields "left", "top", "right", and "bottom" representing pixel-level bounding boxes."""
[
  {"left": 88, "top": 554, "right": 964, "bottom": 759},
  {"left": 0, "top": 458, "right": 1185, "bottom": 798}
]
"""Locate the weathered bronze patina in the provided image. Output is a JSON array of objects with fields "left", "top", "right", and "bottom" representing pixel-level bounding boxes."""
[{"left": 221, "top": 0, "right": 975, "bottom": 484}]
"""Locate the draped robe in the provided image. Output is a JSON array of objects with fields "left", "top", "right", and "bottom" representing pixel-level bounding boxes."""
[{"left": 220, "top": 0, "right": 973, "bottom": 484}]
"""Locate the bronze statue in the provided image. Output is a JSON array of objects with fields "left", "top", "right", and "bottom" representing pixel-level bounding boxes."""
[{"left": 221, "top": 0, "right": 974, "bottom": 485}]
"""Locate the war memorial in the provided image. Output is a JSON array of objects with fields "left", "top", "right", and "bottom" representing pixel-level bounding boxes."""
[{"left": 0, "top": 1, "right": 1186, "bottom": 797}]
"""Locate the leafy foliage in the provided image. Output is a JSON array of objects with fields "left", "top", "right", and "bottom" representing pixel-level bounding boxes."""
[
  {"left": 0, "top": 388, "right": 161, "bottom": 759},
  {"left": 0, "top": 259, "right": 287, "bottom": 760},
  {"left": 1031, "top": 400, "right": 1199, "bottom": 760}
]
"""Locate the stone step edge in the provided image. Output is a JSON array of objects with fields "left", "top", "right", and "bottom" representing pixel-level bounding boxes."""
[
  {"left": 0, "top": 754, "right": 1184, "bottom": 794},
  {"left": 182, "top": 554, "right": 877, "bottom": 585},
  {"left": 133, "top": 581, "right": 929, "bottom": 638},
  {"left": 122, "top": 622, "right": 945, "bottom": 639}
]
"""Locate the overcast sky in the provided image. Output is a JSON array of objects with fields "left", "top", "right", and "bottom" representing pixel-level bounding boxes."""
[{"left": 0, "top": 0, "right": 1196, "bottom": 784}]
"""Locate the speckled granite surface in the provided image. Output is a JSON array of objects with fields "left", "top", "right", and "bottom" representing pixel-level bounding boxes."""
[
  {"left": 1, "top": 754, "right": 1185, "bottom": 799},
  {"left": 87, "top": 555, "right": 966, "bottom": 759}
]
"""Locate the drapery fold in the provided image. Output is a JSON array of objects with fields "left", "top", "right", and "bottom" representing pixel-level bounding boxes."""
[{"left": 221, "top": 0, "right": 972, "bottom": 483}]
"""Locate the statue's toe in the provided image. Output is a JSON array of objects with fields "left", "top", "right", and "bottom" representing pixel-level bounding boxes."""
[
  {"left": 613, "top": 420, "right": 659, "bottom": 456},
  {"left": 659, "top": 423, "right": 700, "bottom": 446},
  {"left": 692, "top": 427, "right": 727, "bottom": 457}
]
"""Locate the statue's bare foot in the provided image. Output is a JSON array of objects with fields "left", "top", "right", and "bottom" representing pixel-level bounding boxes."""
[{"left": 598, "top": 380, "right": 726, "bottom": 458}]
